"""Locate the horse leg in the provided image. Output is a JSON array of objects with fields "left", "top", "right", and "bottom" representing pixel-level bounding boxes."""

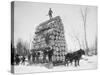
[
  {"left": 70, "top": 59, "right": 73, "bottom": 66},
  {"left": 78, "top": 59, "right": 80, "bottom": 66},
  {"left": 75, "top": 60, "right": 77, "bottom": 67},
  {"left": 67, "top": 61, "right": 69, "bottom": 66}
]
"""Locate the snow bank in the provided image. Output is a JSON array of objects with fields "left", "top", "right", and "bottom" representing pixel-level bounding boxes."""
[{"left": 14, "top": 55, "right": 97, "bottom": 74}]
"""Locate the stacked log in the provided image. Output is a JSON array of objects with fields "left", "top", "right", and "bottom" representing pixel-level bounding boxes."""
[{"left": 32, "top": 16, "right": 67, "bottom": 62}]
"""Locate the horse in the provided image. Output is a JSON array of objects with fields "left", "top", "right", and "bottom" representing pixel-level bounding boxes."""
[
  {"left": 14, "top": 54, "right": 20, "bottom": 65},
  {"left": 65, "top": 49, "right": 85, "bottom": 67},
  {"left": 65, "top": 53, "right": 73, "bottom": 66}
]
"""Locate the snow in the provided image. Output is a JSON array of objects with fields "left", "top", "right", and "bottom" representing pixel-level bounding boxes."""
[{"left": 14, "top": 55, "right": 97, "bottom": 74}]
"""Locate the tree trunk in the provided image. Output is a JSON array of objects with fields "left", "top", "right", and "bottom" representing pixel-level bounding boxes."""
[{"left": 81, "top": 7, "right": 89, "bottom": 55}]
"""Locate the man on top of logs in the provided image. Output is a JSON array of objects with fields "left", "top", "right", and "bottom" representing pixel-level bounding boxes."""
[{"left": 48, "top": 8, "right": 53, "bottom": 19}]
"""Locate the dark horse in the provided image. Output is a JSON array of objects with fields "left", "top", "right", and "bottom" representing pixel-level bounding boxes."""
[
  {"left": 14, "top": 54, "right": 20, "bottom": 65},
  {"left": 65, "top": 49, "right": 85, "bottom": 67}
]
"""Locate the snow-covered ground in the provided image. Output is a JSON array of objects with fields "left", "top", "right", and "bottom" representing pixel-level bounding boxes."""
[{"left": 14, "top": 55, "right": 97, "bottom": 74}]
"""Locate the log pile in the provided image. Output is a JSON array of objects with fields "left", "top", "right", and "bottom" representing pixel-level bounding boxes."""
[{"left": 32, "top": 16, "right": 67, "bottom": 62}]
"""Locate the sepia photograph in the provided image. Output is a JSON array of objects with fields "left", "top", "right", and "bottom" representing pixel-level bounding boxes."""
[{"left": 11, "top": 1, "right": 98, "bottom": 74}]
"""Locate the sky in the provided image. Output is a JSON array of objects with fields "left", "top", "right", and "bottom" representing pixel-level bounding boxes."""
[{"left": 14, "top": 1, "right": 97, "bottom": 51}]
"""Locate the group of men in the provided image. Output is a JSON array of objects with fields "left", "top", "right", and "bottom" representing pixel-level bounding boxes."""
[{"left": 28, "top": 47, "right": 54, "bottom": 64}]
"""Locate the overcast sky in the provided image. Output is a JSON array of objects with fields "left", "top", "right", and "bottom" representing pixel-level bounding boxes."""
[{"left": 14, "top": 1, "right": 97, "bottom": 51}]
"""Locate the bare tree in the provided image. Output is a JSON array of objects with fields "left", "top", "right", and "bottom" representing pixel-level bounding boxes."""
[
  {"left": 69, "top": 26, "right": 82, "bottom": 50},
  {"left": 68, "top": 32, "right": 81, "bottom": 50},
  {"left": 16, "top": 39, "right": 29, "bottom": 56},
  {"left": 74, "top": 34, "right": 81, "bottom": 49},
  {"left": 80, "top": 7, "right": 89, "bottom": 55}
]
